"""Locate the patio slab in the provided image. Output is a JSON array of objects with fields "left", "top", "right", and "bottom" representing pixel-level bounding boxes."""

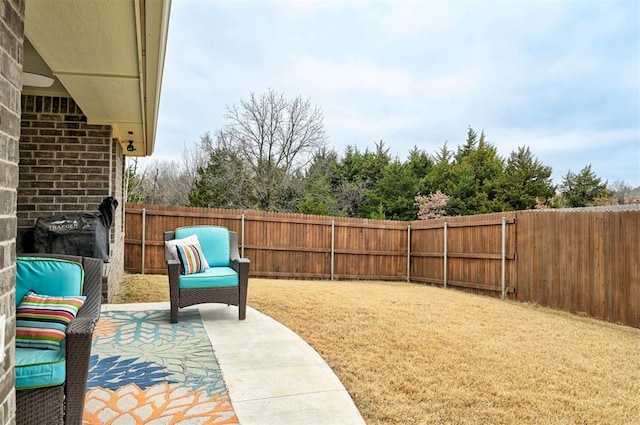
[{"left": 101, "top": 302, "right": 366, "bottom": 425}]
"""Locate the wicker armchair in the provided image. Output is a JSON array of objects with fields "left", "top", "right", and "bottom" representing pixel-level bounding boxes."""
[
  {"left": 16, "top": 254, "right": 102, "bottom": 425},
  {"left": 164, "top": 226, "right": 249, "bottom": 322}
]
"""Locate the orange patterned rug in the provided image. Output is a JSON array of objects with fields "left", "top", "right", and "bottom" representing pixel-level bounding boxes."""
[{"left": 83, "top": 310, "right": 238, "bottom": 424}]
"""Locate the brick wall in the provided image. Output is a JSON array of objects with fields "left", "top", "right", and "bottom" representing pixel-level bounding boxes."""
[
  {"left": 18, "top": 96, "right": 112, "bottom": 226},
  {"left": 18, "top": 95, "right": 125, "bottom": 301},
  {"left": 0, "top": 0, "right": 24, "bottom": 423},
  {"left": 106, "top": 141, "right": 124, "bottom": 301}
]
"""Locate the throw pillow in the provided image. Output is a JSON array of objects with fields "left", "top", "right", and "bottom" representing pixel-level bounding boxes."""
[
  {"left": 16, "top": 291, "right": 87, "bottom": 350},
  {"left": 175, "top": 243, "right": 209, "bottom": 275},
  {"left": 165, "top": 234, "right": 209, "bottom": 266}
]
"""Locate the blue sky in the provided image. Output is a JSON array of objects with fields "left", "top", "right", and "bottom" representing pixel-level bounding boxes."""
[{"left": 154, "top": 0, "right": 640, "bottom": 187}]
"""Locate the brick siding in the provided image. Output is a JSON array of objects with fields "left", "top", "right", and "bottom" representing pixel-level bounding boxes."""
[
  {"left": 18, "top": 96, "right": 113, "bottom": 226},
  {"left": 0, "top": 0, "right": 24, "bottom": 422},
  {"left": 106, "top": 141, "right": 125, "bottom": 301},
  {"left": 18, "top": 95, "right": 126, "bottom": 301}
]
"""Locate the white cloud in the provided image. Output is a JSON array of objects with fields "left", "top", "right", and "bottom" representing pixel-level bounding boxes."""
[
  {"left": 153, "top": 0, "right": 640, "bottom": 187},
  {"left": 491, "top": 128, "right": 639, "bottom": 155},
  {"left": 287, "top": 56, "right": 481, "bottom": 101}
]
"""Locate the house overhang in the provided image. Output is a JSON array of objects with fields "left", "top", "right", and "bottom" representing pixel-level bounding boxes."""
[{"left": 22, "top": 0, "right": 171, "bottom": 157}]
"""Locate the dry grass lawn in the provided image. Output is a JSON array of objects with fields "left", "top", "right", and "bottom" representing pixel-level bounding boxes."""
[{"left": 114, "top": 274, "right": 640, "bottom": 425}]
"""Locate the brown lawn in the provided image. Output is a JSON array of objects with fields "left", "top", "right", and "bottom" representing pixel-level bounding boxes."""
[{"left": 114, "top": 274, "right": 640, "bottom": 425}]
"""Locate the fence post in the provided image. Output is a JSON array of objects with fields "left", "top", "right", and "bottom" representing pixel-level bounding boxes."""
[
  {"left": 443, "top": 221, "right": 448, "bottom": 288},
  {"left": 501, "top": 216, "right": 506, "bottom": 300},
  {"left": 406, "top": 225, "right": 411, "bottom": 282},
  {"left": 141, "top": 208, "right": 146, "bottom": 275},
  {"left": 331, "top": 220, "right": 335, "bottom": 280},
  {"left": 241, "top": 213, "right": 245, "bottom": 257}
]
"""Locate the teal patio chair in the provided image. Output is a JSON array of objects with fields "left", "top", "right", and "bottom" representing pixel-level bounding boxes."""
[
  {"left": 163, "top": 226, "right": 250, "bottom": 322},
  {"left": 15, "top": 254, "right": 102, "bottom": 425}
]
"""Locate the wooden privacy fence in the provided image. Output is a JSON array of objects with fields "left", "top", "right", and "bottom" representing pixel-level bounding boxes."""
[
  {"left": 124, "top": 203, "right": 639, "bottom": 328},
  {"left": 410, "top": 213, "right": 516, "bottom": 298},
  {"left": 125, "top": 204, "right": 516, "bottom": 297},
  {"left": 516, "top": 209, "right": 639, "bottom": 328}
]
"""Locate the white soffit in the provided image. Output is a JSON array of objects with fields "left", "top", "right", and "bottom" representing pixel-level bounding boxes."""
[{"left": 24, "top": 0, "right": 171, "bottom": 156}]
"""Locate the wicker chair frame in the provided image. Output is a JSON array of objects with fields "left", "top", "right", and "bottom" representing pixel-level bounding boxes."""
[
  {"left": 164, "top": 229, "right": 249, "bottom": 323},
  {"left": 16, "top": 253, "right": 103, "bottom": 425}
]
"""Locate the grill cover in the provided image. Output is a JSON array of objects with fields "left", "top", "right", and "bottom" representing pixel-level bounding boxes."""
[{"left": 33, "top": 197, "right": 118, "bottom": 261}]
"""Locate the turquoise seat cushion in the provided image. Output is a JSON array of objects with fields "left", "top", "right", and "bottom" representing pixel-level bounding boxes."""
[
  {"left": 175, "top": 226, "right": 230, "bottom": 267},
  {"left": 179, "top": 266, "right": 238, "bottom": 289},
  {"left": 16, "top": 257, "right": 84, "bottom": 306},
  {"left": 15, "top": 346, "right": 66, "bottom": 390}
]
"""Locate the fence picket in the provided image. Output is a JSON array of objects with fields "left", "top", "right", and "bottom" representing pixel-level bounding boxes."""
[{"left": 123, "top": 203, "right": 639, "bottom": 328}]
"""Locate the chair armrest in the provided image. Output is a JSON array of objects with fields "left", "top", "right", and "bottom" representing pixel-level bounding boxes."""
[
  {"left": 66, "top": 294, "right": 101, "bottom": 355},
  {"left": 231, "top": 257, "right": 250, "bottom": 305},
  {"left": 64, "top": 296, "right": 101, "bottom": 424},
  {"left": 167, "top": 259, "right": 181, "bottom": 300},
  {"left": 235, "top": 258, "right": 250, "bottom": 320},
  {"left": 229, "top": 232, "right": 250, "bottom": 277},
  {"left": 167, "top": 259, "right": 181, "bottom": 276},
  {"left": 67, "top": 302, "right": 100, "bottom": 336},
  {"left": 230, "top": 257, "right": 250, "bottom": 273},
  {"left": 164, "top": 231, "right": 176, "bottom": 262}
]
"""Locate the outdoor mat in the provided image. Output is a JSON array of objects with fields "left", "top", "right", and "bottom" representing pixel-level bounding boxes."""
[{"left": 83, "top": 309, "right": 238, "bottom": 425}]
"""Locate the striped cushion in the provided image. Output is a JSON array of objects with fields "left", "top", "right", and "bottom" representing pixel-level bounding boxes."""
[
  {"left": 16, "top": 291, "right": 86, "bottom": 350},
  {"left": 176, "top": 243, "right": 209, "bottom": 275},
  {"left": 165, "top": 234, "right": 205, "bottom": 263}
]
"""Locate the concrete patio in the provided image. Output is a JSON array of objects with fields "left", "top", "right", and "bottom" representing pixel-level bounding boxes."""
[{"left": 100, "top": 302, "right": 366, "bottom": 425}]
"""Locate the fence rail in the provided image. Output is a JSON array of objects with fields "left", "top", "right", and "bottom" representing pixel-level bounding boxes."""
[{"left": 124, "top": 203, "right": 639, "bottom": 328}]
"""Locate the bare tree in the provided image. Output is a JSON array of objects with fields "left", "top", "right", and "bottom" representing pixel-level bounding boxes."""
[
  {"left": 221, "top": 89, "right": 326, "bottom": 174},
  {"left": 125, "top": 133, "right": 219, "bottom": 206},
  {"left": 126, "top": 88, "right": 326, "bottom": 210},
  {"left": 217, "top": 89, "right": 326, "bottom": 210},
  {"left": 124, "top": 157, "right": 148, "bottom": 203},
  {"left": 134, "top": 160, "right": 174, "bottom": 205},
  {"left": 609, "top": 179, "right": 633, "bottom": 204}
]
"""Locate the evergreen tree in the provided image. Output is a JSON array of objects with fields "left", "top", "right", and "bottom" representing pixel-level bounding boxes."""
[
  {"left": 446, "top": 129, "right": 506, "bottom": 214},
  {"left": 333, "top": 146, "right": 367, "bottom": 217},
  {"left": 188, "top": 146, "right": 249, "bottom": 208},
  {"left": 446, "top": 163, "right": 490, "bottom": 215},
  {"left": 360, "top": 141, "right": 393, "bottom": 187},
  {"left": 336, "top": 141, "right": 392, "bottom": 218},
  {"left": 297, "top": 148, "right": 341, "bottom": 216},
  {"left": 457, "top": 131, "right": 504, "bottom": 208},
  {"left": 421, "top": 142, "right": 453, "bottom": 195},
  {"left": 337, "top": 145, "right": 366, "bottom": 184},
  {"left": 455, "top": 127, "right": 478, "bottom": 162},
  {"left": 560, "top": 164, "right": 612, "bottom": 207},
  {"left": 414, "top": 130, "right": 508, "bottom": 215},
  {"left": 251, "top": 160, "right": 303, "bottom": 211},
  {"left": 497, "top": 146, "right": 555, "bottom": 210},
  {"left": 357, "top": 141, "right": 393, "bottom": 218},
  {"left": 367, "top": 160, "right": 419, "bottom": 221},
  {"left": 406, "top": 146, "right": 434, "bottom": 189}
]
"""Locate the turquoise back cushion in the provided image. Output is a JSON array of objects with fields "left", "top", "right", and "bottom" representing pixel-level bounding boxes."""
[
  {"left": 16, "top": 257, "right": 84, "bottom": 306},
  {"left": 175, "top": 226, "right": 230, "bottom": 267}
]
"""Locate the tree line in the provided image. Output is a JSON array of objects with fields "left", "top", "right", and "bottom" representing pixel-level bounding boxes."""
[{"left": 127, "top": 90, "right": 636, "bottom": 221}]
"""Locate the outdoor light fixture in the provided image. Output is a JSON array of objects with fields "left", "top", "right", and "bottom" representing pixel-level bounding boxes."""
[
  {"left": 127, "top": 140, "right": 136, "bottom": 152},
  {"left": 22, "top": 72, "right": 55, "bottom": 88}
]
